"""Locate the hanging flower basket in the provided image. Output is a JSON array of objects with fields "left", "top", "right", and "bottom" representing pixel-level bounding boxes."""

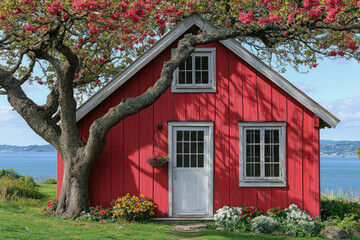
[{"left": 146, "top": 155, "right": 169, "bottom": 168}]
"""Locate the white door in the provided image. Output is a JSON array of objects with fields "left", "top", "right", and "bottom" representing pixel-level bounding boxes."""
[{"left": 171, "top": 126, "right": 212, "bottom": 217}]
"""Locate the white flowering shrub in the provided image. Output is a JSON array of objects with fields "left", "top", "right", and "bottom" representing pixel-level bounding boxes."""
[
  {"left": 285, "top": 204, "right": 312, "bottom": 222},
  {"left": 214, "top": 206, "right": 242, "bottom": 230},
  {"left": 281, "top": 204, "right": 323, "bottom": 237},
  {"left": 251, "top": 216, "right": 279, "bottom": 234}
]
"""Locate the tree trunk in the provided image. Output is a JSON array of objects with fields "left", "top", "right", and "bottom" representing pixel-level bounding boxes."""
[{"left": 56, "top": 156, "right": 91, "bottom": 219}]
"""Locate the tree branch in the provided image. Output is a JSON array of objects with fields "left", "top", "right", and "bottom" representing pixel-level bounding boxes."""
[
  {"left": 83, "top": 27, "right": 243, "bottom": 165},
  {"left": 0, "top": 68, "right": 61, "bottom": 148},
  {"left": 18, "top": 54, "right": 36, "bottom": 85}
]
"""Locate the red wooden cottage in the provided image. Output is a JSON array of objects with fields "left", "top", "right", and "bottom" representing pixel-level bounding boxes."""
[{"left": 57, "top": 16, "right": 340, "bottom": 219}]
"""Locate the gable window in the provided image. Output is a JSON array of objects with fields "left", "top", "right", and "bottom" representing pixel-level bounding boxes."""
[
  {"left": 171, "top": 48, "right": 216, "bottom": 93},
  {"left": 238, "top": 122, "right": 286, "bottom": 187}
]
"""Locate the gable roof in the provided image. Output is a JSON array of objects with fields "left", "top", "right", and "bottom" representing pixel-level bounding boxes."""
[{"left": 76, "top": 16, "right": 340, "bottom": 128}]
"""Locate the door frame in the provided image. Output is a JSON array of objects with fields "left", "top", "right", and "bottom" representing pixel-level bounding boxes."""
[{"left": 168, "top": 121, "right": 214, "bottom": 217}]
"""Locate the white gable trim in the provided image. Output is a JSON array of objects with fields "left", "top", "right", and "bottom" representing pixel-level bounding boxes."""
[{"left": 76, "top": 16, "right": 340, "bottom": 128}]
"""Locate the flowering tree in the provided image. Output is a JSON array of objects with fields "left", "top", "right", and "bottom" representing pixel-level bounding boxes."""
[{"left": 0, "top": 0, "right": 359, "bottom": 218}]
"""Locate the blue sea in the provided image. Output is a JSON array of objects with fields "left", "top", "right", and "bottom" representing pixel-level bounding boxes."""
[
  {"left": 0, "top": 152, "right": 57, "bottom": 179},
  {"left": 0, "top": 153, "right": 359, "bottom": 197}
]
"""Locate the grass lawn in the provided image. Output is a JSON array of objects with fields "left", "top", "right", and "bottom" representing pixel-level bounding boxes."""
[{"left": 0, "top": 184, "right": 357, "bottom": 240}]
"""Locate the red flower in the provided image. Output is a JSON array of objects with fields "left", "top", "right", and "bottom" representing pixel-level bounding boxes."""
[
  {"left": 38, "top": 80, "right": 44, "bottom": 85},
  {"left": 62, "top": 14, "right": 70, "bottom": 20},
  {"left": 48, "top": 6, "right": 59, "bottom": 15},
  {"left": 93, "top": 210, "right": 97, "bottom": 214},
  {"left": 99, "top": 213, "right": 102, "bottom": 217},
  {"left": 96, "top": 206, "right": 99, "bottom": 210}
]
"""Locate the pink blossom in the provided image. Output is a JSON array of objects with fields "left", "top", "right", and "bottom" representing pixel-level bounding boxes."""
[
  {"left": 337, "top": 50, "right": 345, "bottom": 56},
  {"left": 24, "top": 24, "right": 35, "bottom": 32},
  {"left": 47, "top": 6, "right": 59, "bottom": 15},
  {"left": 94, "top": 79, "right": 101, "bottom": 84},
  {"left": 238, "top": 11, "right": 253, "bottom": 24},
  {"left": 307, "top": 9, "right": 321, "bottom": 20},
  {"left": 303, "top": 0, "right": 320, "bottom": 9},
  {"left": 287, "top": 12, "right": 295, "bottom": 24},
  {"left": 62, "top": 14, "right": 70, "bottom": 20}
]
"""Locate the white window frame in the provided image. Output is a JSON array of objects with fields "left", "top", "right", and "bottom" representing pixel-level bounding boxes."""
[
  {"left": 171, "top": 48, "right": 216, "bottom": 93},
  {"left": 238, "top": 122, "right": 287, "bottom": 187}
]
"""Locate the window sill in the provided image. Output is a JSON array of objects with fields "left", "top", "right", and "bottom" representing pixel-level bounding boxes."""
[
  {"left": 171, "top": 87, "right": 217, "bottom": 93},
  {"left": 239, "top": 181, "right": 286, "bottom": 187}
]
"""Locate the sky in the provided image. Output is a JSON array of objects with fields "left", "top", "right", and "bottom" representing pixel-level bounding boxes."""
[{"left": 0, "top": 57, "right": 359, "bottom": 145}]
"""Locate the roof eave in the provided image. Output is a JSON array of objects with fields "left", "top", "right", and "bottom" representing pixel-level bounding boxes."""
[{"left": 75, "top": 15, "right": 340, "bottom": 129}]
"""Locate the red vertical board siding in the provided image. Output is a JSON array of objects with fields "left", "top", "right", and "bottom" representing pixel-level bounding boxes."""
[
  {"left": 56, "top": 153, "right": 63, "bottom": 198},
  {"left": 271, "top": 85, "right": 288, "bottom": 209},
  {"left": 303, "top": 110, "right": 320, "bottom": 216},
  {"left": 123, "top": 75, "right": 140, "bottom": 196},
  {"left": 241, "top": 61, "right": 258, "bottom": 206},
  {"left": 313, "top": 116, "right": 320, "bottom": 217},
  {"left": 110, "top": 88, "right": 124, "bottom": 201},
  {"left": 59, "top": 39, "right": 324, "bottom": 217},
  {"left": 186, "top": 93, "right": 200, "bottom": 121},
  {"left": 153, "top": 48, "right": 171, "bottom": 217},
  {"left": 287, "top": 97, "right": 304, "bottom": 208},
  {"left": 214, "top": 45, "right": 230, "bottom": 211},
  {"left": 228, "top": 51, "right": 243, "bottom": 206},
  {"left": 256, "top": 73, "right": 273, "bottom": 211},
  {"left": 139, "top": 62, "right": 155, "bottom": 200}
]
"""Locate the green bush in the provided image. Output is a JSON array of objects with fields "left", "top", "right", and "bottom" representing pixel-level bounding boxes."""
[
  {"left": 0, "top": 169, "right": 23, "bottom": 179},
  {"left": 0, "top": 177, "right": 42, "bottom": 199},
  {"left": 327, "top": 214, "right": 360, "bottom": 233},
  {"left": 321, "top": 196, "right": 360, "bottom": 220},
  {"left": 43, "top": 178, "right": 57, "bottom": 184}
]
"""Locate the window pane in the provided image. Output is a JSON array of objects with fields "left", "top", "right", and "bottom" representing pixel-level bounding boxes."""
[
  {"left": 246, "top": 163, "right": 253, "bottom": 177},
  {"left": 195, "top": 56, "right": 201, "bottom": 70},
  {"left": 184, "top": 131, "right": 189, "bottom": 141},
  {"left": 186, "top": 72, "right": 192, "bottom": 84},
  {"left": 198, "top": 131, "right": 204, "bottom": 141},
  {"left": 177, "top": 131, "right": 183, "bottom": 141},
  {"left": 202, "top": 71, "right": 209, "bottom": 84},
  {"left": 273, "top": 130, "right": 279, "bottom": 143},
  {"left": 184, "top": 142, "right": 189, "bottom": 153},
  {"left": 191, "top": 131, "right": 197, "bottom": 141},
  {"left": 246, "top": 130, "right": 260, "bottom": 143},
  {"left": 179, "top": 71, "right": 185, "bottom": 84},
  {"left": 198, "top": 143, "right": 204, "bottom": 153},
  {"left": 254, "top": 163, "right": 260, "bottom": 177},
  {"left": 274, "top": 164, "right": 279, "bottom": 177},
  {"left": 191, "top": 143, "right": 197, "bottom": 153},
  {"left": 176, "top": 155, "right": 182, "bottom": 167},
  {"left": 255, "top": 145, "right": 260, "bottom": 157},
  {"left": 195, "top": 71, "right": 201, "bottom": 84},
  {"left": 198, "top": 155, "right": 204, "bottom": 168},
  {"left": 177, "top": 142, "right": 182, "bottom": 153},
  {"left": 265, "top": 130, "right": 279, "bottom": 144},
  {"left": 179, "top": 62, "right": 185, "bottom": 70},
  {"left": 274, "top": 145, "right": 279, "bottom": 163},
  {"left": 265, "top": 145, "right": 271, "bottom": 160},
  {"left": 186, "top": 58, "right": 192, "bottom": 70},
  {"left": 202, "top": 56, "right": 208, "bottom": 70},
  {"left": 246, "top": 145, "right": 252, "bottom": 157},
  {"left": 184, "top": 155, "right": 189, "bottom": 167},
  {"left": 265, "top": 164, "right": 271, "bottom": 177},
  {"left": 191, "top": 155, "right": 197, "bottom": 167}
]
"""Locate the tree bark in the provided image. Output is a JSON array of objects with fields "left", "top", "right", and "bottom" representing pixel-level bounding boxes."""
[{"left": 56, "top": 151, "right": 92, "bottom": 218}]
